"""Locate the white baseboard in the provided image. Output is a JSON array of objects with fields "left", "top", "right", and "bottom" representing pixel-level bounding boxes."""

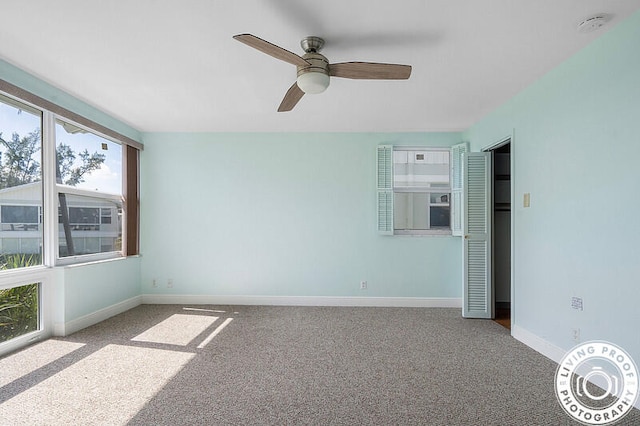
[
  {"left": 52, "top": 295, "right": 459, "bottom": 336},
  {"left": 513, "top": 325, "right": 640, "bottom": 410},
  {"left": 53, "top": 295, "right": 142, "bottom": 336},
  {"left": 511, "top": 324, "right": 567, "bottom": 364},
  {"left": 141, "top": 294, "right": 462, "bottom": 308}
]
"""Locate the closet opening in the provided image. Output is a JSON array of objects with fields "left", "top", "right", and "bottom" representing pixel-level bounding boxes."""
[{"left": 489, "top": 141, "right": 511, "bottom": 329}]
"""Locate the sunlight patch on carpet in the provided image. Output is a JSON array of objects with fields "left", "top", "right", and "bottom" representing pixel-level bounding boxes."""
[
  {"left": 0, "top": 344, "right": 194, "bottom": 425},
  {"left": 0, "top": 340, "right": 85, "bottom": 388},
  {"left": 197, "top": 317, "right": 233, "bottom": 348},
  {"left": 183, "top": 307, "right": 227, "bottom": 313},
  {"left": 131, "top": 313, "right": 218, "bottom": 346}
]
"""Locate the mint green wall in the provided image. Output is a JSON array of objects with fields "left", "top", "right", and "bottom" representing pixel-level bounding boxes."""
[
  {"left": 61, "top": 257, "right": 141, "bottom": 322},
  {"left": 467, "top": 10, "right": 640, "bottom": 361},
  {"left": 140, "top": 132, "right": 462, "bottom": 298}
]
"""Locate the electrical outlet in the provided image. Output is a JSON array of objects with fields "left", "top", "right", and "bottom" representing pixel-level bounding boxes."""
[
  {"left": 167, "top": 279, "right": 173, "bottom": 288},
  {"left": 571, "top": 297, "right": 583, "bottom": 311},
  {"left": 360, "top": 281, "right": 367, "bottom": 290},
  {"left": 523, "top": 193, "right": 531, "bottom": 208},
  {"left": 572, "top": 328, "right": 581, "bottom": 343},
  {"left": 152, "top": 279, "right": 157, "bottom": 288}
]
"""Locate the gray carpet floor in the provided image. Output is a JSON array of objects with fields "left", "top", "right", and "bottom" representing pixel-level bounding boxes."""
[{"left": 1, "top": 305, "right": 639, "bottom": 425}]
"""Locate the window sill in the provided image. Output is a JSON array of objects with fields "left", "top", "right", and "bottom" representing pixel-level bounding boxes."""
[
  {"left": 57, "top": 252, "right": 125, "bottom": 268},
  {"left": 393, "top": 229, "right": 453, "bottom": 237}
]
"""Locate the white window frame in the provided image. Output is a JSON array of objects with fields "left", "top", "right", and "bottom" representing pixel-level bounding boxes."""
[
  {"left": 378, "top": 143, "right": 468, "bottom": 237},
  {"left": 0, "top": 82, "right": 140, "bottom": 354},
  {"left": 392, "top": 146, "right": 452, "bottom": 236},
  {"left": 0, "top": 92, "right": 126, "bottom": 267},
  {"left": 43, "top": 113, "right": 125, "bottom": 266},
  {"left": 0, "top": 267, "right": 52, "bottom": 358}
]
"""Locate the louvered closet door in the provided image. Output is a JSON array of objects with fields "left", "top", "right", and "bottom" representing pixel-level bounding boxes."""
[{"left": 462, "top": 152, "right": 492, "bottom": 318}]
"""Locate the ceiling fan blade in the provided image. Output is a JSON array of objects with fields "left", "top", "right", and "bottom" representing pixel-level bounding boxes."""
[
  {"left": 233, "top": 34, "right": 310, "bottom": 67},
  {"left": 278, "top": 82, "right": 305, "bottom": 112},
  {"left": 330, "top": 62, "right": 412, "bottom": 80}
]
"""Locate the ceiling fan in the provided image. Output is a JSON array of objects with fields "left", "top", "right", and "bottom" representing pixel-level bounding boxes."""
[{"left": 233, "top": 34, "right": 412, "bottom": 112}]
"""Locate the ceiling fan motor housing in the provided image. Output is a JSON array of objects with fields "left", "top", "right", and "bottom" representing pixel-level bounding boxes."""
[
  {"left": 233, "top": 33, "right": 413, "bottom": 110},
  {"left": 297, "top": 52, "right": 330, "bottom": 94}
]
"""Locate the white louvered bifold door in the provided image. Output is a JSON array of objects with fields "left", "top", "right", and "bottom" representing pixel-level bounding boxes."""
[
  {"left": 450, "top": 142, "right": 469, "bottom": 237},
  {"left": 377, "top": 145, "right": 393, "bottom": 235},
  {"left": 462, "top": 152, "right": 493, "bottom": 318}
]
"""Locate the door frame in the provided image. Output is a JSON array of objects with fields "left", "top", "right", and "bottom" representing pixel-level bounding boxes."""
[{"left": 482, "top": 133, "right": 515, "bottom": 331}]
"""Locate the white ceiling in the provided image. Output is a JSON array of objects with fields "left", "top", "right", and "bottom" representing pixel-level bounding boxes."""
[{"left": 1, "top": 1, "right": 639, "bottom": 133}]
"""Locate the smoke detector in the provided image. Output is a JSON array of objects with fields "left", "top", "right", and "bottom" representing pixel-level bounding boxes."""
[{"left": 577, "top": 14, "right": 611, "bottom": 33}]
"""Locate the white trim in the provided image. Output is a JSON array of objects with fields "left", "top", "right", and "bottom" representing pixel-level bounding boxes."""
[
  {"left": 481, "top": 134, "right": 512, "bottom": 152},
  {"left": 511, "top": 324, "right": 566, "bottom": 364},
  {"left": 513, "top": 324, "right": 640, "bottom": 410},
  {"left": 482, "top": 132, "right": 516, "bottom": 328},
  {"left": 394, "top": 229, "right": 452, "bottom": 236},
  {"left": 43, "top": 111, "right": 58, "bottom": 267},
  {"left": 0, "top": 268, "right": 54, "bottom": 358},
  {"left": 0, "top": 266, "right": 50, "bottom": 288},
  {"left": 53, "top": 295, "right": 141, "bottom": 336},
  {"left": 393, "top": 146, "right": 452, "bottom": 152},
  {"left": 56, "top": 252, "right": 124, "bottom": 267},
  {"left": 141, "top": 294, "right": 462, "bottom": 308},
  {"left": 61, "top": 255, "right": 133, "bottom": 269},
  {"left": 0, "top": 329, "right": 50, "bottom": 358}
]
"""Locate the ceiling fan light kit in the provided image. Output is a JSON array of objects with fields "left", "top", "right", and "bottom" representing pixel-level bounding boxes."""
[
  {"left": 296, "top": 40, "right": 330, "bottom": 94},
  {"left": 233, "top": 33, "right": 412, "bottom": 111},
  {"left": 297, "top": 69, "right": 330, "bottom": 94}
]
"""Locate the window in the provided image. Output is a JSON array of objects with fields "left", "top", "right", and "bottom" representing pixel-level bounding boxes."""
[
  {"left": 377, "top": 144, "right": 466, "bottom": 236},
  {"left": 0, "top": 95, "right": 44, "bottom": 346},
  {"left": 0, "top": 81, "right": 141, "bottom": 267},
  {"left": 393, "top": 148, "right": 451, "bottom": 234},
  {"left": 55, "top": 118, "right": 122, "bottom": 194},
  {"left": 0, "top": 94, "right": 43, "bottom": 263},
  {"left": 101, "top": 208, "right": 112, "bottom": 224},
  {"left": 57, "top": 195, "right": 122, "bottom": 257},
  {"left": 55, "top": 119, "right": 124, "bottom": 260},
  {"left": 0, "top": 282, "right": 40, "bottom": 343},
  {"left": 0, "top": 78, "right": 141, "bottom": 354},
  {"left": 1, "top": 206, "right": 40, "bottom": 231}
]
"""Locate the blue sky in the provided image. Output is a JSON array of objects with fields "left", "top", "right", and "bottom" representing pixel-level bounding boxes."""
[{"left": 0, "top": 99, "right": 122, "bottom": 195}]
